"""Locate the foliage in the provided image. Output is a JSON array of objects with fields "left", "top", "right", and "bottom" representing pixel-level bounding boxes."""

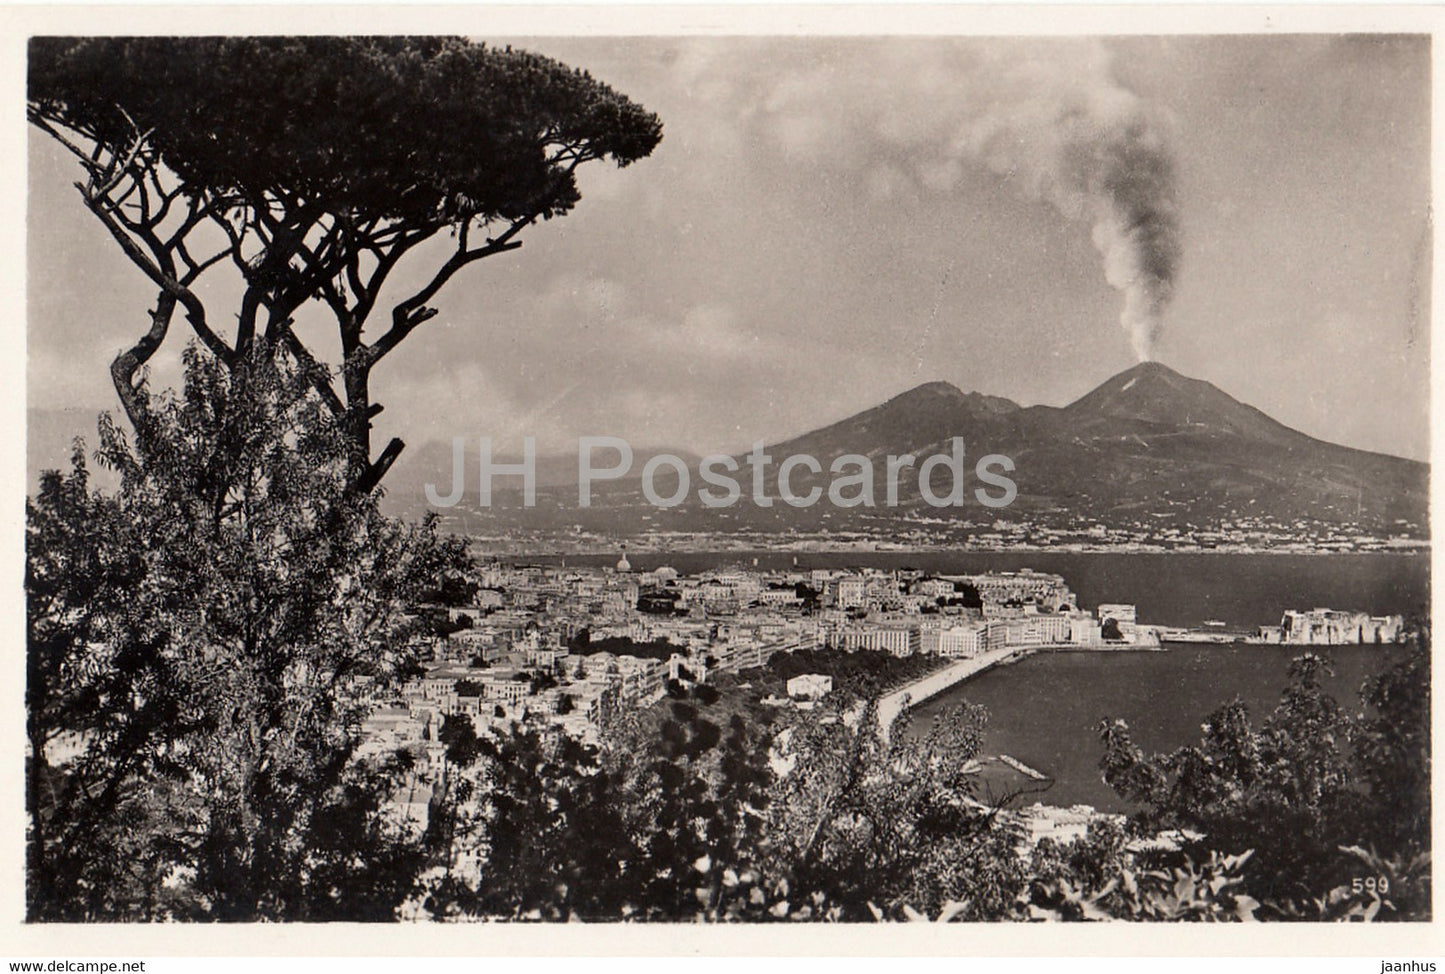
[
  {"left": 782, "top": 582, "right": 820, "bottom": 610},
  {"left": 424, "top": 608, "right": 473, "bottom": 638},
  {"left": 30, "top": 37, "right": 660, "bottom": 223},
  {"left": 422, "top": 682, "right": 777, "bottom": 921},
  {"left": 438, "top": 716, "right": 483, "bottom": 770},
  {"left": 1351, "top": 627, "right": 1431, "bottom": 857},
  {"left": 424, "top": 652, "right": 1411, "bottom": 923},
  {"left": 529, "top": 671, "right": 559, "bottom": 695},
  {"left": 420, "top": 726, "right": 636, "bottom": 920},
  {"left": 1098, "top": 639, "right": 1431, "bottom": 920},
  {"left": 427, "top": 683, "right": 1029, "bottom": 923},
  {"left": 753, "top": 647, "right": 949, "bottom": 702},
  {"left": 765, "top": 699, "right": 1026, "bottom": 920},
  {"left": 418, "top": 575, "right": 479, "bottom": 607},
  {"left": 636, "top": 591, "right": 682, "bottom": 615},
  {"left": 26, "top": 344, "right": 473, "bottom": 920},
  {"left": 26, "top": 449, "right": 159, "bottom": 918},
  {"left": 602, "top": 685, "right": 778, "bottom": 919},
  {"left": 1026, "top": 849, "right": 1261, "bottom": 922},
  {"left": 1025, "top": 819, "right": 1131, "bottom": 903},
  {"left": 580, "top": 635, "right": 683, "bottom": 661},
  {"left": 1297, "top": 845, "right": 1432, "bottom": 922}
]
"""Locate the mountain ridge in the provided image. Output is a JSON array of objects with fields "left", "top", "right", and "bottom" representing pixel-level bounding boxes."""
[
  {"left": 28, "top": 362, "right": 1429, "bottom": 539},
  {"left": 393, "top": 361, "right": 1426, "bottom": 537}
]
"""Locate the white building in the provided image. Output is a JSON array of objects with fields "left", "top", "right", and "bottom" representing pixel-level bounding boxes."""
[
  {"left": 787, "top": 674, "right": 833, "bottom": 700},
  {"left": 1097, "top": 604, "right": 1138, "bottom": 624},
  {"left": 936, "top": 623, "right": 988, "bottom": 658},
  {"left": 834, "top": 575, "right": 867, "bottom": 610},
  {"left": 1277, "top": 609, "right": 1405, "bottom": 645},
  {"left": 835, "top": 625, "right": 918, "bottom": 657}
]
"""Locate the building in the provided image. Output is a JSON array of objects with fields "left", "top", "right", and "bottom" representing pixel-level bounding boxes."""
[
  {"left": 480, "top": 672, "right": 530, "bottom": 704},
  {"left": 834, "top": 625, "right": 919, "bottom": 657},
  {"left": 1097, "top": 604, "right": 1137, "bottom": 625},
  {"left": 614, "top": 655, "right": 667, "bottom": 703},
  {"left": 834, "top": 575, "right": 867, "bottom": 610},
  {"left": 1275, "top": 609, "right": 1405, "bottom": 645},
  {"left": 757, "top": 587, "right": 803, "bottom": 608},
  {"left": 944, "top": 570, "right": 1075, "bottom": 610},
  {"left": 1070, "top": 614, "right": 1103, "bottom": 644},
  {"left": 1014, "top": 803, "right": 1121, "bottom": 847},
  {"left": 360, "top": 707, "right": 424, "bottom": 746},
  {"left": 787, "top": 674, "right": 833, "bottom": 700},
  {"left": 936, "top": 622, "right": 988, "bottom": 658}
]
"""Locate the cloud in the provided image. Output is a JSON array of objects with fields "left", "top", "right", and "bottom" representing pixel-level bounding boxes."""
[{"left": 745, "top": 38, "right": 1182, "bottom": 360}]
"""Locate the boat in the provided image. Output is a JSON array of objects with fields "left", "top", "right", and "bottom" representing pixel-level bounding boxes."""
[{"left": 1203, "top": 620, "right": 1227, "bottom": 627}]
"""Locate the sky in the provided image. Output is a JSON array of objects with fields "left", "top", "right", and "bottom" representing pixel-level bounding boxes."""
[{"left": 27, "top": 34, "right": 1432, "bottom": 480}]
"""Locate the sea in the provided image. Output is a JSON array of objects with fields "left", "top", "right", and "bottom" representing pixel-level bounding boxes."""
[
  {"left": 908, "top": 642, "right": 1411, "bottom": 812},
  {"left": 507, "top": 550, "right": 1428, "bottom": 811}
]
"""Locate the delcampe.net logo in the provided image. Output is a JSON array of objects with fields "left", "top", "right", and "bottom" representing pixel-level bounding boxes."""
[{"left": 425, "top": 436, "right": 1017, "bottom": 510}]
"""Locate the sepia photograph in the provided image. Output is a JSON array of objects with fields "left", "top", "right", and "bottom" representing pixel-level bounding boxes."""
[{"left": 11, "top": 5, "right": 1439, "bottom": 956}]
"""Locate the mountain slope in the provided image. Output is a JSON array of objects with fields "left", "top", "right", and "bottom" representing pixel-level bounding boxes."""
[
  {"left": 1003, "top": 363, "right": 1425, "bottom": 527},
  {"left": 768, "top": 380, "right": 1022, "bottom": 461},
  {"left": 741, "top": 362, "right": 1424, "bottom": 526},
  {"left": 389, "top": 362, "right": 1427, "bottom": 537},
  {"left": 1059, "top": 361, "right": 1305, "bottom": 443}
]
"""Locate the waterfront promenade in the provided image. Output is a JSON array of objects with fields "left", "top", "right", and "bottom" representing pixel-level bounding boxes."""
[
  {"left": 877, "top": 646, "right": 1034, "bottom": 740},
  {"left": 875, "top": 638, "right": 1168, "bottom": 739}
]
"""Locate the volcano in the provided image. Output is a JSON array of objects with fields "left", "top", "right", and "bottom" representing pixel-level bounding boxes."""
[
  {"left": 962, "top": 362, "right": 1424, "bottom": 530},
  {"left": 686, "top": 361, "right": 1425, "bottom": 532},
  {"left": 1059, "top": 361, "right": 1309, "bottom": 443},
  {"left": 375, "top": 361, "right": 1426, "bottom": 538}
]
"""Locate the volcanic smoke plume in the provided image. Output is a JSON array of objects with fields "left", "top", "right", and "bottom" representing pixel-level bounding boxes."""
[
  {"left": 955, "top": 42, "right": 1183, "bottom": 362},
  {"left": 760, "top": 39, "right": 1183, "bottom": 360}
]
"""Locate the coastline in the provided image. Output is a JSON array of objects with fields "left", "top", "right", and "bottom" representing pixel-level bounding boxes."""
[
  {"left": 876, "top": 646, "right": 1036, "bottom": 739},
  {"left": 876, "top": 640, "right": 1170, "bottom": 739},
  {"left": 482, "top": 541, "right": 1429, "bottom": 558}
]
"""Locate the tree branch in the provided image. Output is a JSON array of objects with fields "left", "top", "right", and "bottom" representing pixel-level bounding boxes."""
[
  {"left": 367, "top": 230, "right": 526, "bottom": 365},
  {"left": 92, "top": 125, "right": 153, "bottom": 200},
  {"left": 269, "top": 321, "right": 346, "bottom": 420},
  {"left": 26, "top": 111, "right": 106, "bottom": 174},
  {"left": 354, "top": 437, "right": 405, "bottom": 496},
  {"left": 109, "top": 292, "right": 175, "bottom": 429},
  {"left": 78, "top": 185, "right": 235, "bottom": 366}
]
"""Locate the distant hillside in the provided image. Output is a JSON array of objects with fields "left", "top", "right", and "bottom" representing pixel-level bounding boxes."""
[
  {"left": 33, "top": 362, "right": 1427, "bottom": 542},
  {"left": 1020, "top": 362, "right": 1426, "bottom": 528},
  {"left": 401, "top": 361, "right": 1426, "bottom": 538}
]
